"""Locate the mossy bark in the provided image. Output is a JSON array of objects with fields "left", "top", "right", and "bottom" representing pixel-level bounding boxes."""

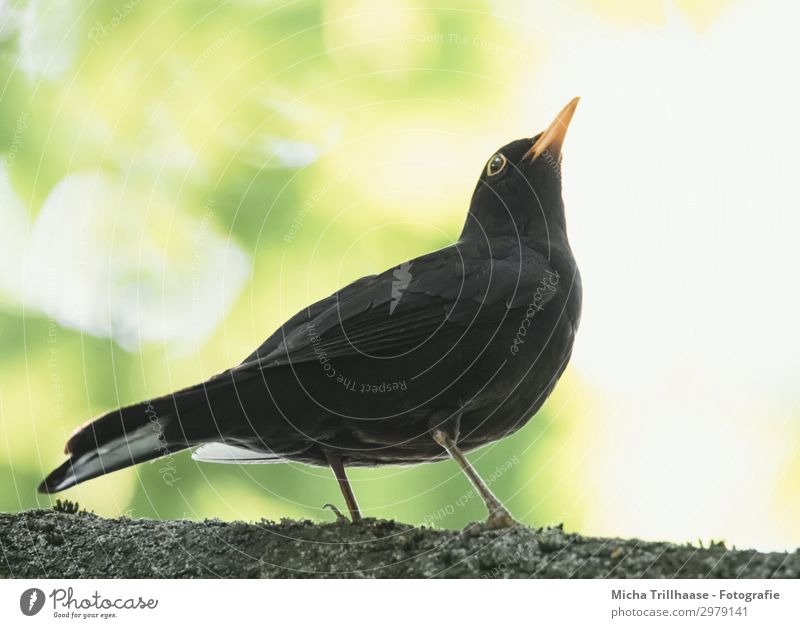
[{"left": 1, "top": 510, "right": 798, "bottom": 578}]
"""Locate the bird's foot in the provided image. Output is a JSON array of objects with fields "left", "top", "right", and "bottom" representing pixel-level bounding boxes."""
[
  {"left": 486, "top": 507, "right": 518, "bottom": 530},
  {"left": 462, "top": 507, "right": 518, "bottom": 535},
  {"left": 463, "top": 511, "right": 518, "bottom": 536},
  {"left": 323, "top": 503, "right": 350, "bottom": 523}
]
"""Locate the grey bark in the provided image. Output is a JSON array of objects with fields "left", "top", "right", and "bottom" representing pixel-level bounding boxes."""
[{"left": 1, "top": 510, "right": 798, "bottom": 578}]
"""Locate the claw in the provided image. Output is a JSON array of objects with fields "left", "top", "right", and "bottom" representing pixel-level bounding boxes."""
[
  {"left": 323, "top": 503, "right": 350, "bottom": 523},
  {"left": 486, "top": 508, "right": 517, "bottom": 529}
]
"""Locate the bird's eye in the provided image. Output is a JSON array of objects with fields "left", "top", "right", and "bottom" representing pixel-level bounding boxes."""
[{"left": 486, "top": 153, "right": 507, "bottom": 177}]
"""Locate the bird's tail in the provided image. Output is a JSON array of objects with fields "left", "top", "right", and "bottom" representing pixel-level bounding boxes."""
[{"left": 39, "top": 393, "right": 197, "bottom": 494}]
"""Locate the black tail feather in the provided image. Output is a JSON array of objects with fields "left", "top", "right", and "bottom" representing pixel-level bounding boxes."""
[{"left": 39, "top": 396, "right": 189, "bottom": 493}]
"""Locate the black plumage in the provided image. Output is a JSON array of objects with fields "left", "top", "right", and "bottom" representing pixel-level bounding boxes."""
[{"left": 40, "top": 98, "right": 583, "bottom": 528}]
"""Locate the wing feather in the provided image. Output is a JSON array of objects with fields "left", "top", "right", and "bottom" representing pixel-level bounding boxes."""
[{"left": 238, "top": 241, "right": 557, "bottom": 372}]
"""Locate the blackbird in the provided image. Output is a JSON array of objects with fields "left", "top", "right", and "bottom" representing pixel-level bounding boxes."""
[{"left": 40, "top": 98, "right": 582, "bottom": 529}]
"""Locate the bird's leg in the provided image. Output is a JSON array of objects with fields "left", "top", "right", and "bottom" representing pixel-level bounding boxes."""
[
  {"left": 431, "top": 426, "right": 517, "bottom": 529},
  {"left": 324, "top": 450, "right": 362, "bottom": 523}
]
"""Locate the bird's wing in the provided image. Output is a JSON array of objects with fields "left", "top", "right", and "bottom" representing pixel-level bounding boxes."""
[{"left": 235, "top": 241, "right": 558, "bottom": 371}]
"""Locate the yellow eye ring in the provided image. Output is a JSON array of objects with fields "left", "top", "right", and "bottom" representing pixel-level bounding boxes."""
[{"left": 486, "top": 152, "right": 507, "bottom": 177}]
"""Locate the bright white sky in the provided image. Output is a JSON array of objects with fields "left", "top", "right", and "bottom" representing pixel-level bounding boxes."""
[{"left": 511, "top": 0, "right": 800, "bottom": 549}]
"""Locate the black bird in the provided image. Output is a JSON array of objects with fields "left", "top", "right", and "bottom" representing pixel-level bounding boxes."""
[{"left": 40, "top": 98, "right": 582, "bottom": 528}]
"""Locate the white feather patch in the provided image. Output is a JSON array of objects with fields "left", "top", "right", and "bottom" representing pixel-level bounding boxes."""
[{"left": 192, "top": 443, "right": 285, "bottom": 464}]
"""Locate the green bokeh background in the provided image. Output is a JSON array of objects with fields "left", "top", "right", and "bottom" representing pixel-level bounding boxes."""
[
  {"left": 0, "top": 0, "right": 586, "bottom": 528},
  {"left": 5, "top": 0, "right": 791, "bottom": 546}
]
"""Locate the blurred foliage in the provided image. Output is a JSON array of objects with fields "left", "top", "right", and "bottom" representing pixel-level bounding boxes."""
[
  {"left": 0, "top": 0, "right": 751, "bottom": 536},
  {"left": 0, "top": 0, "right": 579, "bottom": 529}
]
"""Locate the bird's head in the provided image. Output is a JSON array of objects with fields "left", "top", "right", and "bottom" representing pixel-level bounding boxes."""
[{"left": 461, "top": 97, "right": 579, "bottom": 244}]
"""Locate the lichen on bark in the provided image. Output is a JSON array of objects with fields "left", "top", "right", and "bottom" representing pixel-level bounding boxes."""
[{"left": 1, "top": 510, "right": 798, "bottom": 578}]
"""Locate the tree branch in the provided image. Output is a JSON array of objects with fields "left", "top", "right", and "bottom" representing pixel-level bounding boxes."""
[{"left": 1, "top": 510, "right": 797, "bottom": 578}]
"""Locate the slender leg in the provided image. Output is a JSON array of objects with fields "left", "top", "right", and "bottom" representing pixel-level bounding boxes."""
[
  {"left": 325, "top": 450, "right": 362, "bottom": 523},
  {"left": 432, "top": 429, "right": 517, "bottom": 529}
]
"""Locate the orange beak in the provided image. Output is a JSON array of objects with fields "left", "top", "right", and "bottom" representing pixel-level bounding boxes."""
[{"left": 523, "top": 97, "right": 580, "bottom": 162}]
